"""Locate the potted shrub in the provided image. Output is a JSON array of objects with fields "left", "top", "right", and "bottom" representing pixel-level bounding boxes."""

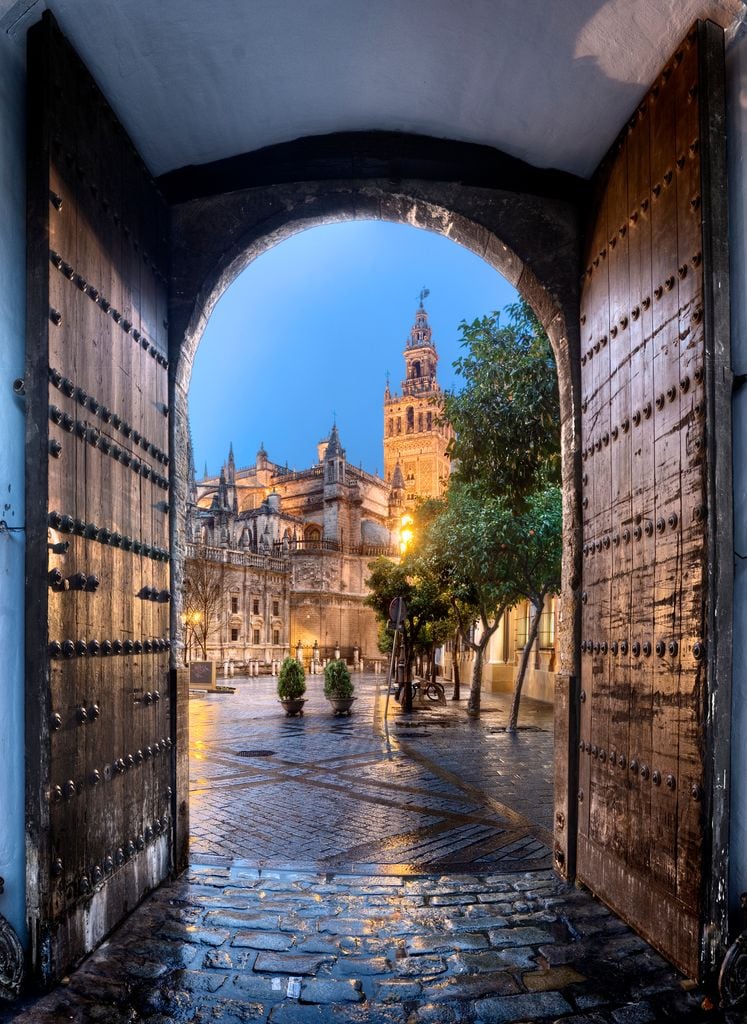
[
  {"left": 278, "top": 656, "right": 306, "bottom": 716},
  {"left": 323, "top": 658, "right": 355, "bottom": 715}
]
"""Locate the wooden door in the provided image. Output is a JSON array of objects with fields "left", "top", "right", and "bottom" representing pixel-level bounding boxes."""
[
  {"left": 577, "top": 21, "right": 731, "bottom": 980},
  {"left": 26, "top": 13, "right": 174, "bottom": 982}
]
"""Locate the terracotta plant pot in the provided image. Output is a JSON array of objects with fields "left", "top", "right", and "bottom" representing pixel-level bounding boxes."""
[
  {"left": 279, "top": 698, "right": 306, "bottom": 717},
  {"left": 327, "top": 696, "right": 356, "bottom": 716}
]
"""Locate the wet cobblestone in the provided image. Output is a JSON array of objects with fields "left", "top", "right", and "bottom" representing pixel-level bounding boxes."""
[
  {"left": 1, "top": 676, "right": 741, "bottom": 1022},
  {"left": 3, "top": 865, "right": 738, "bottom": 1022}
]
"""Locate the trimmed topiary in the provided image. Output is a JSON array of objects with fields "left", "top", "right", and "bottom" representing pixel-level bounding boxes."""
[
  {"left": 323, "top": 659, "right": 354, "bottom": 699},
  {"left": 278, "top": 656, "right": 306, "bottom": 700}
]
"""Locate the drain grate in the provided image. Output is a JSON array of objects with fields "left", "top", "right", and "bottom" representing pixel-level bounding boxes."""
[{"left": 236, "top": 749, "right": 276, "bottom": 758}]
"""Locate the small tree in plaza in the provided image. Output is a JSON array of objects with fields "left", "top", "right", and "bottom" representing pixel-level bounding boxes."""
[
  {"left": 433, "top": 298, "right": 562, "bottom": 722},
  {"left": 364, "top": 555, "right": 450, "bottom": 684},
  {"left": 503, "top": 487, "right": 562, "bottom": 730},
  {"left": 278, "top": 656, "right": 306, "bottom": 700},
  {"left": 426, "top": 486, "right": 521, "bottom": 713},
  {"left": 323, "top": 659, "right": 354, "bottom": 699},
  {"left": 183, "top": 549, "right": 227, "bottom": 660}
]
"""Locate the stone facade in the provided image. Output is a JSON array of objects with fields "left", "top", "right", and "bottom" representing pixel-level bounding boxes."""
[
  {"left": 184, "top": 541, "right": 290, "bottom": 666},
  {"left": 188, "top": 428, "right": 398, "bottom": 667}
]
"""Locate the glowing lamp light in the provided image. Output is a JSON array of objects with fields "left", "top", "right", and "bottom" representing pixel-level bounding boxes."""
[{"left": 400, "top": 514, "right": 414, "bottom": 554}]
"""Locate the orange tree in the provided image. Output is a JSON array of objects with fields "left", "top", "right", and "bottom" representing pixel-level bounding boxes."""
[
  {"left": 432, "top": 298, "right": 562, "bottom": 722},
  {"left": 425, "top": 483, "right": 561, "bottom": 718}
]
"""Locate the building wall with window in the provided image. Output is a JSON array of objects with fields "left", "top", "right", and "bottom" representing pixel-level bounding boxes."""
[
  {"left": 190, "top": 423, "right": 402, "bottom": 665},
  {"left": 484, "top": 598, "right": 560, "bottom": 703},
  {"left": 185, "top": 543, "right": 290, "bottom": 666},
  {"left": 439, "top": 598, "right": 559, "bottom": 705}
]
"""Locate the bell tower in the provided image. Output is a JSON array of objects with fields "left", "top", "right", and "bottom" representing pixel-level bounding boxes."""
[{"left": 383, "top": 293, "right": 452, "bottom": 504}]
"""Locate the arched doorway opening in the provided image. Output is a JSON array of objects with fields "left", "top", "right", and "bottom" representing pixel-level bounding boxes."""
[
  {"left": 170, "top": 167, "right": 581, "bottom": 684},
  {"left": 169, "top": 173, "right": 582, "bottom": 883},
  {"left": 183, "top": 217, "right": 566, "bottom": 873}
]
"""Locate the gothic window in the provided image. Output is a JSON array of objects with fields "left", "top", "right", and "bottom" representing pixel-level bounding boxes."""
[
  {"left": 253, "top": 598, "right": 260, "bottom": 615},
  {"left": 388, "top": 417, "right": 393, "bottom": 437},
  {"left": 272, "top": 600, "right": 279, "bottom": 616},
  {"left": 305, "top": 525, "right": 321, "bottom": 544},
  {"left": 418, "top": 412, "right": 423, "bottom": 432},
  {"left": 426, "top": 411, "right": 432, "bottom": 430},
  {"left": 406, "top": 407, "right": 414, "bottom": 433},
  {"left": 231, "top": 628, "right": 239, "bottom": 642},
  {"left": 396, "top": 417, "right": 402, "bottom": 434},
  {"left": 413, "top": 360, "right": 421, "bottom": 378},
  {"left": 273, "top": 629, "right": 280, "bottom": 646},
  {"left": 230, "top": 596, "right": 238, "bottom": 614},
  {"left": 253, "top": 628, "right": 260, "bottom": 645}
]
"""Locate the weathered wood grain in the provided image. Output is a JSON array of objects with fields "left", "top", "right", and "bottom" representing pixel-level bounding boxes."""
[
  {"left": 26, "top": 12, "right": 175, "bottom": 984},
  {"left": 577, "top": 23, "right": 729, "bottom": 981}
]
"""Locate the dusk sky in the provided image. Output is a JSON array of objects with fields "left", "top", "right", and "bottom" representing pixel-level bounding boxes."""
[{"left": 188, "top": 221, "right": 518, "bottom": 479}]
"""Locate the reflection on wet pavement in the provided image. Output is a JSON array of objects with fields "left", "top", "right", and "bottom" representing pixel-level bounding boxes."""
[{"left": 189, "top": 673, "right": 553, "bottom": 872}]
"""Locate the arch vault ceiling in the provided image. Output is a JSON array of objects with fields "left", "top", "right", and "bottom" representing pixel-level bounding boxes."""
[{"left": 4, "top": 0, "right": 744, "bottom": 178}]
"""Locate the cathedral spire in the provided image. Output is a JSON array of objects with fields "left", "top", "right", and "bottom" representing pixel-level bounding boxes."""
[{"left": 227, "top": 441, "right": 236, "bottom": 483}]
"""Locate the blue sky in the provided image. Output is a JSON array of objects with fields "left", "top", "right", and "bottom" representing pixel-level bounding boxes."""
[{"left": 189, "top": 221, "right": 517, "bottom": 479}]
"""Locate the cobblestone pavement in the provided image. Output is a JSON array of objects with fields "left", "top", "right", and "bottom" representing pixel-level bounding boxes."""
[
  {"left": 2, "top": 674, "right": 738, "bottom": 1022},
  {"left": 189, "top": 674, "right": 554, "bottom": 872},
  {"left": 3, "top": 864, "right": 733, "bottom": 1023}
]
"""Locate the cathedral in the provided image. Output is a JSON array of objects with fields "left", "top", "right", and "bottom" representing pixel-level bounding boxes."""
[{"left": 187, "top": 299, "right": 451, "bottom": 668}]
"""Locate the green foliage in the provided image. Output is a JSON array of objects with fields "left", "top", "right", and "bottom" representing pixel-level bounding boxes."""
[
  {"left": 442, "top": 298, "right": 560, "bottom": 505},
  {"left": 323, "top": 659, "right": 354, "bottom": 699},
  {"left": 365, "top": 547, "right": 451, "bottom": 678},
  {"left": 277, "top": 656, "right": 306, "bottom": 700},
  {"left": 428, "top": 483, "right": 562, "bottom": 620}
]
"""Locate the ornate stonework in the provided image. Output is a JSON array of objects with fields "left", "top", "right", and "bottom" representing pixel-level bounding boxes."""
[{"left": 383, "top": 300, "right": 453, "bottom": 504}]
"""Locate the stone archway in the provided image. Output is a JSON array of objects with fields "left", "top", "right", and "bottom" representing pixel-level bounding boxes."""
[{"left": 163, "top": 134, "right": 585, "bottom": 876}]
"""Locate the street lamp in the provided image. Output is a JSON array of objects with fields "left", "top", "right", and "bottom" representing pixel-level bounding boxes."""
[
  {"left": 180, "top": 610, "right": 202, "bottom": 664},
  {"left": 400, "top": 513, "right": 414, "bottom": 555}
]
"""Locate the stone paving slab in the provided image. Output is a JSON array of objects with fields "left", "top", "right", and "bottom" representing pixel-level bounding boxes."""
[{"left": 189, "top": 674, "right": 554, "bottom": 870}]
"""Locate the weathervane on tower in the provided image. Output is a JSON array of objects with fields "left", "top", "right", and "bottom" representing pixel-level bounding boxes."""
[{"left": 418, "top": 286, "right": 430, "bottom": 307}]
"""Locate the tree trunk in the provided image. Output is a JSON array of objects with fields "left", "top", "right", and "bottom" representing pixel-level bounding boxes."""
[
  {"left": 467, "top": 643, "right": 484, "bottom": 714},
  {"left": 507, "top": 595, "right": 543, "bottom": 733},
  {"left": 451, "top": 631, "right": 462, "bottom": 700}
]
